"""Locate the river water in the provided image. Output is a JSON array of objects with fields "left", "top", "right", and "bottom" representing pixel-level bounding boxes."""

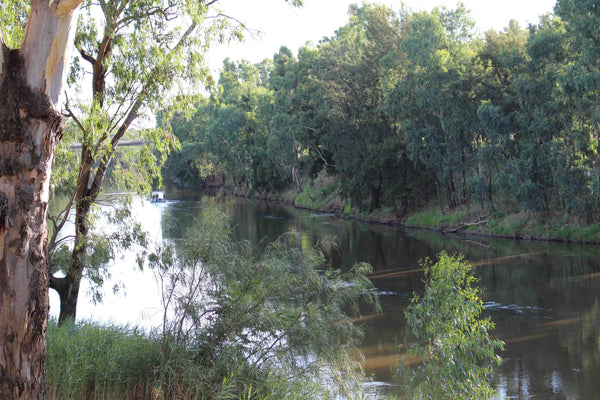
[{"left": 50, "top": 190, "right": 600, "bottom": 399}]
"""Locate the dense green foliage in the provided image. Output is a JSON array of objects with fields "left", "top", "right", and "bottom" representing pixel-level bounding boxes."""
[
  {"left": 0, "top": 0, "right": 28, "bottom": 48},
  {"left": 398, "top": 252, "right": 503, "bottom": 399},
  {"left": 165, "top": 1, "right": 600, "bottom": 225},
  {"left": 46, "top": 207, "right": 378, "bottom": 399}
]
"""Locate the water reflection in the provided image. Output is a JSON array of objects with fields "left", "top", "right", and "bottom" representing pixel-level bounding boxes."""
[{"left": 59, "top": 190, "right": 600, "bottom": 399}]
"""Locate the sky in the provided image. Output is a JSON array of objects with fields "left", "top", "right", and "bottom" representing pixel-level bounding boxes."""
[{"left": 207, "top": 0, "right": 557, "bottom": 73}]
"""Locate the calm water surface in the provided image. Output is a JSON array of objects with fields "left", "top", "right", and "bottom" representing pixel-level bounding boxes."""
[{"left": 52, "top": 190, "right": 600, "bottom": 399}]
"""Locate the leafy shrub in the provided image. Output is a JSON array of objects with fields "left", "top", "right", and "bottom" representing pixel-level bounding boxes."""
[{"left": 398, "top": 252, "right": 504, "bottom": 400}]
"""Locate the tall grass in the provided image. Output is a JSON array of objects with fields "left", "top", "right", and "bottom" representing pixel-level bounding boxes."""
[
  {"left": 46, "top": 321, "right": 163, "bottom": 400},
  {"left": 46, "top": 319, "right": 297, "bottom": 400}
]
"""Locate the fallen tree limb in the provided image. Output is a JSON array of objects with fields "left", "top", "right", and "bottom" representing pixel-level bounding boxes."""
[{"left": 444, "top": 219, "right": 489, "bottom": 234}]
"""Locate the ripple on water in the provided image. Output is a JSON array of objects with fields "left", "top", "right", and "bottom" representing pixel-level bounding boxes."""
[{"left": 484, "top": 301, "right": 551, "bottom": 318}]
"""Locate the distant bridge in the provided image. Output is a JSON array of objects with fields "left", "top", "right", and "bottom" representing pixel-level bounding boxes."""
[{"left": 69, "top": 139, "right": 144, "bottom": 149}]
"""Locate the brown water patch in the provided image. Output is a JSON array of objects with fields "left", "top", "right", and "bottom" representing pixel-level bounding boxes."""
[
  {"left": 368, "top": 267, "right": 424, "bottom": 280},
  {"left": 363, "top": 353, "right": 421, "bottom": 374},
  {"left": 569, "top": 272, "right": 600, "bottom": 282},
  {"left": 543, "top": 316, "right": 582, "bottom": 327},
  {"left": 471, "top": 252, "right": 547, "bottom": 267},
  {"left": 504, "top": 333, "right": 548, "bottom": 344},
  {"left": 368, "top": 252, "right": 547, "bottom": 281},
  {"left": 360, "top": 344, "right": 398, "bottom": 357},
  {"left": 351, "top": 313, "right": 383, "bottom": 324}
]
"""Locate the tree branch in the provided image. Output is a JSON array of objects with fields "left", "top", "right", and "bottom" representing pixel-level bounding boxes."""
[
  {"left": 116, "top": 4, "right": 178, "bottom": 28},
  {"left": 62, "top": 98, "right": 86, "bottom": 133},
  {"left": 77, "top": 44, "right": 96, "bottom": 65},
  {"left": 308, "top": 141, "right": 336, "bottom": 168}
]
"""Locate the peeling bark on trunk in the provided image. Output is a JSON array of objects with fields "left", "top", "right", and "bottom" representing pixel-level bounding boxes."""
[
  {"left": 0, "top": 44, "right": 60, "bottom": 400},
  {"left": 0, "top": 0, "right": 82, "bottom": 397}
]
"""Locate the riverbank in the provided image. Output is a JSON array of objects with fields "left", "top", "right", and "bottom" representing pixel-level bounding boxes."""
[
  {"left": 404, "top": 203, "right": 600, "bottom": 244},
  {"left": 199, "top": 176, "right": 600, "bottom": 245}
]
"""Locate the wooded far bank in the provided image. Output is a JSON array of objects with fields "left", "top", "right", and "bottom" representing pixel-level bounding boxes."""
[{"left": 164, "top": 1, "right": 600, "bottom": 243}]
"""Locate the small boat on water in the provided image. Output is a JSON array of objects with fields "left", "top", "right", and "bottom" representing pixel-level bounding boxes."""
[{"left": 151, "top": 190, "right": 165, "bottom": 202}]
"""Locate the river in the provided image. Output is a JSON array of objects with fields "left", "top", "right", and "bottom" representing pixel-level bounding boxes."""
[{"left": 50, "top": 190, "right": 600, "bottom": 399}]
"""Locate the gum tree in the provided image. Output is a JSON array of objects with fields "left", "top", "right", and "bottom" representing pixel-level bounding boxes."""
[
  {"left": 303, "top": 3, "right": 405, "bottom": 211},
  {"left": 381, "top": 5, "right": 480, "bottom": 212},
  {"left": 0, "top": 0, "right": 82, "bottom": 397},
  {"left": 48, "top": 0, "right": 303, "bottom": 324}
]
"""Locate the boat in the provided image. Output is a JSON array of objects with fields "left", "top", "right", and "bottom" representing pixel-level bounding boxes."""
[{"left": 150, "top": 190, "right": 165, "bottom": 202}]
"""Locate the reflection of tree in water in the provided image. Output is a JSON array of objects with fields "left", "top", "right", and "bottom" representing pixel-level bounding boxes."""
[
  {"left": 492, "top": 304, "right": 600, "bottom": 399},
  {"left": 486, "top": 250, "right": 600, "bottom": 399}
]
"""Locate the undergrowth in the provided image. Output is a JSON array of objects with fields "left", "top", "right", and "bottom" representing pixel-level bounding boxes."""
[{"left": 46, "top": 207, "right": 379, "bottom": 400}]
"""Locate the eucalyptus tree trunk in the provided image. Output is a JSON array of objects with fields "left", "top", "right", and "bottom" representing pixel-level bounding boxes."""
[
  {"left": 52, "top": 145, "right": 110, "bottom": 324},
  {"left": 0, "top": 0, "right": 81, "bottom": 397},
  {"left": 292, "top": 140, "right": 301, "bottom": 192}
]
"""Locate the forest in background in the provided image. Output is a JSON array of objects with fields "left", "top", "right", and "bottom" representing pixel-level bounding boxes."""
[{"left": 164, "top": 1, "right": 600, "bottom": 239}]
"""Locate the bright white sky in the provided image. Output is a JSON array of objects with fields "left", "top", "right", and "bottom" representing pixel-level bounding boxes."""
[{"left": 208, "top": 0, "right": 557, "bottom": 73}]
